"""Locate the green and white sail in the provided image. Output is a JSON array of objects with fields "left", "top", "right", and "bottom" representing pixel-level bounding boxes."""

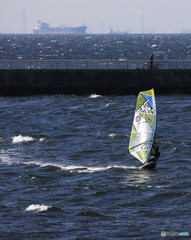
[{"left": 129, "top": 89, "right": 157, "bottom": 163}]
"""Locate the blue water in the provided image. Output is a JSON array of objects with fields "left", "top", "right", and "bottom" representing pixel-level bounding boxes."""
[
  {"left": 1, "top": 33, "right": 191, "bottom": 60},
  {"left": 0, "top": 34, "right": 191, "bottom": 239}
]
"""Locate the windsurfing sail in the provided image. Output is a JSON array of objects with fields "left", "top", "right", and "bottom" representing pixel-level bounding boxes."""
[{"left": 129, "top": 89, "right": 157, "bottom": 164}]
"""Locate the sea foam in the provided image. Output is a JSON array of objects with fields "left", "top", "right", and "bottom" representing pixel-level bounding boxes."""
[
  {"left": 12, "top": 135, "right": 35, "bottom": 143},
  {"left": 89, "top": 94, "right": 102, "bottom": 99},
  {"left": 26, "top": 204, "right": 51, "bottom": 212},
  {"left": 22, "top": 161, "right": 135, "bottom": 173}
]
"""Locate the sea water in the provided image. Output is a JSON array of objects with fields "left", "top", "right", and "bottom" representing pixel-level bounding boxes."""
[
  {"left": 0, "top": 34, "right": 191, "bottom": 239},
  {"left": 1, "top": 33, "right": 191, "bottom": 60}
]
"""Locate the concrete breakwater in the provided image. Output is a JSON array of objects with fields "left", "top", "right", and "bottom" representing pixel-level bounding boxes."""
[{"left": 0, "top": 69, "right": 191, "bottom": 96}]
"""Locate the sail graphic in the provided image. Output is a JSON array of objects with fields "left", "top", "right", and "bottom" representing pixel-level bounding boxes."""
[{"left": 129, "top": 89, "right": 157, "bottom": 163}]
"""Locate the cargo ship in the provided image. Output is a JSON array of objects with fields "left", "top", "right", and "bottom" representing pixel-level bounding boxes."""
[{"left": 33, "top": 21, "right": 87, "bottom": 34}]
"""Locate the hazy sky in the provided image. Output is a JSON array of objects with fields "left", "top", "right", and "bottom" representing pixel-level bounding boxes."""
[{"left": 1, "top": 0, "right": 191, "bottom": 34}]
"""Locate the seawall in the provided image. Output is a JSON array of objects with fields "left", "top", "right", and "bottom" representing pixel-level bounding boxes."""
[{"left": 0, "top": 69, "right": 191, "bottom": 96}]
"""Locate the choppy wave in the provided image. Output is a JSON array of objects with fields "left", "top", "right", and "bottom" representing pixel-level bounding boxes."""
[
  {"left": 0, "top": 145, "right": 136, "bottom": 171},
  {"left": 108, "top": 133, "right": 126, "bottom": 138},
  {"left": 1, "top": 93, "right": 191, "bottom": 239},
  {"left": 39, "top": 138, "right": 47, "bottom": 142},
  {"left": 89, "top": 94, "right": 102, "bottom": 98},
  {"left": 106, "top": 103, "right": 115, "bottom": 107},
  {"left": 2, "top": 34, "right": 191, "bottom": 61},
  {"left": 22, "top": 161, "right": 136, "bottom": 173},
  {"left": 0, "top": 153, "right": 136, "bottom": 172},
  {"left": 12, "top": 135, "right": 35, "bottom": 143},
  {"left": 11, "top": 135, "right": 49, "bottom": 143},
  {"left": 26, "top": 204, "right": 52, "bottom": 212}
]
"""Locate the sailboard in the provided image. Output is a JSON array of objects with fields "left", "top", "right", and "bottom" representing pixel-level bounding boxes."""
[{"left": 129, "top": 89, "right": 157, "bottom": 168}]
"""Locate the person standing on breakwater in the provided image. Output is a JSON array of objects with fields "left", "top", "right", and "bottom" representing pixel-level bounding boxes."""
[{"left": 150, "top": 54, "right": 153, "bottom": 69}]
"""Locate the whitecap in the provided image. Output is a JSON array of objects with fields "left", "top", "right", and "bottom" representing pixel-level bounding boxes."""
[
  {"left": 106, "top": 103, "right": 115, "bottom": 107},
  {"left": 21, "top": 161, "right": 135, "bottom": 173},
  {"left": 70, "top": 105, "right": 82, "bottom": 109},
  {"left": 22, "top": 161, "right": 86, "bottom": 171},
  {"left": 108, "top": 133, "right": 128, "bottom": 138},
  {"left": 77, "top": 166, "right": 112, "bottom": 173},
  {"left": 151, "top": 44, "right": 157, "bottom": 48},
  {"left": 161, "top": 141, "right": 172, "bottom": 144},
  {"left": 39, "top": 138, "right": 46, "bottom": 142},
  {"left": 89, "top": 94, "right": 102, "bottom": 98},
  {"left": 12, "top": 135, "right": 35, "bottom": 144},
  {"left": 0, "top": 155, "right": 12, "bottom": 165},
  {"left": 72, "top": 165, "right": 134, "bottom": 173},
  {"left": 26, "top": 204, "right": 51, "bottom": 212},
  {"left": 108, "top": 134, "right": 118, "bottom": 138}
]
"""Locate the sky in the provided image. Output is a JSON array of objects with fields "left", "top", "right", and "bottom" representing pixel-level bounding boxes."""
[{"left": 1, "top": 0, "right": 191, "bottom": 34}]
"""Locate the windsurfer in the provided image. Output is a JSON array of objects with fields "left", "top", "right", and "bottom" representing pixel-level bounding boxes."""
[{"left": 148, "top": 142, "right": 160, "bottom": 163}]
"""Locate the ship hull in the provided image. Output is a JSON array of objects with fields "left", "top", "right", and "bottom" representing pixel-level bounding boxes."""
[{"left": 33, "top": 26, "right": 87, "bottom": 35}]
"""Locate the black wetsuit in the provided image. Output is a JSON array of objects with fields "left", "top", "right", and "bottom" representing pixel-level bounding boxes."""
[
  {"left": 148, "top": 142, "right": 160, "bottom": 163},
  {"left": 150, "top": 55, "right": 153, "bottom": 69}
]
